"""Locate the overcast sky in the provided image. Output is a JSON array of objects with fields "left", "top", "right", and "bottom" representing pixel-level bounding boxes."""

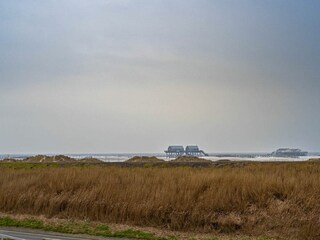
[{"left": 0, "top": 0, "right": 319, "bottom": 154}]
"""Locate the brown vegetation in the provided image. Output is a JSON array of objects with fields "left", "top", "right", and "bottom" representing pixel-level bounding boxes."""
[
  {"left": 308, "top": 158, "right": 320, "bottom": 162},
  {"left": 77, "top": 157, "right": 102, "bottom": 163},
  {"left": 126, "top": 156, "right": 164, "bottom": 163},
  {"left": 23, "top": 155, "right": 75, "bottom": 163},
  {"left": 0, "top": 162, "right": 320, "bottom": 239},
  {"left": 0, "top": 155, "right": 103, "bottom": 164},
  {"left": 0, "top": 158, "right": 18, "bottom": 163},
  {"left": 171, "top": 156, "right": 212, "bottom": 163}
]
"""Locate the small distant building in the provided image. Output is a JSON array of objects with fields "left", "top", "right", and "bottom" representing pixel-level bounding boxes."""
[
  {"left": 165, "top": 145, "right": 208, "bottom": 157},
  {"left": 185, "top": 145, "right": 208, "bottom": 156},
  {"left": 165, "top": 146, "right": 184, "bottom": 157},
  {"left": 272, "top": 148, "right": 308, "bottom": 157}
]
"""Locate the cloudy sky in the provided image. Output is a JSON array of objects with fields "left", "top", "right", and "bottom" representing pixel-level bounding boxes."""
[{"left": 0, "top": 0, "right": 319, "bottom": 154}]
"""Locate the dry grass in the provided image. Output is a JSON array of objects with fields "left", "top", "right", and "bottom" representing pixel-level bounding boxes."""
[
  {"left": 0, "top": 162, "right": 320, "bottom": 239},
  {"left": 1, "top": 155, "right": 103, "bottom": 163},
  {"left": 171, "top": 156, "right": 211, "bottom": 163},
  {"left": 126, "top": 156, "right": 164, "bottom": 163},
  {"left": 23, "top": 155, "right": 75, "bottom": 163}
]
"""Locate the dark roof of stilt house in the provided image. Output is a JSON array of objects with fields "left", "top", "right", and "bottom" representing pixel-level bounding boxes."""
[
  {"left": 166, "top": 146, "right": 184, "bottom": 152},
  {"left": 185, "top": 145, "right": 200, "bottom": 151}
]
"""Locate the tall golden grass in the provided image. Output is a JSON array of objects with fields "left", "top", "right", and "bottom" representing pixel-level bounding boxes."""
[{"left": 1, "top": 162, "right": 320, "bottom": 239}]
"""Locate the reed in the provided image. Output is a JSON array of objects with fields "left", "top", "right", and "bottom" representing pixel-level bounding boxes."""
[{"left": 0, "top": 162, "right": 320, "bottom": 239}]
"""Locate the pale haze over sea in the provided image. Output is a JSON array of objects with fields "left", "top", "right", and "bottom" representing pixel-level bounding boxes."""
[{"left": 0, "top": 0, "right": 319, "bottom": 154}]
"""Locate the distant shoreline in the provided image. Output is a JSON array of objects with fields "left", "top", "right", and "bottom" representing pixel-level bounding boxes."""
[{"left": 1, "top": 152, "right": 319, "bottom": 162}]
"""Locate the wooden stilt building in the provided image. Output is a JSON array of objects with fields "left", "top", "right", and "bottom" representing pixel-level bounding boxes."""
[{"left": 165, "top": 145, "right": 208, "bottom": 157}]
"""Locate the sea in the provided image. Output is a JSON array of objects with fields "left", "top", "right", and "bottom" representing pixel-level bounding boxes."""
[{"left": 0, "top": 153, "right": 319, "bottom": 162}]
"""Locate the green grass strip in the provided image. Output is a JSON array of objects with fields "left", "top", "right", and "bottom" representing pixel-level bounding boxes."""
[{"left": 0, "top": 216, "right": 176, "bottom": 240}]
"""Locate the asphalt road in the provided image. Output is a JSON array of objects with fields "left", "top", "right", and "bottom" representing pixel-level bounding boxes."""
[{"left": 0, "top": 228, "right": 118, "bottom": 240}]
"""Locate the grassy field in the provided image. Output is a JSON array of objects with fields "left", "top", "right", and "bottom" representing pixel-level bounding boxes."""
[{"left": 0, "top": 162, "right": 320, "bottom": 239}]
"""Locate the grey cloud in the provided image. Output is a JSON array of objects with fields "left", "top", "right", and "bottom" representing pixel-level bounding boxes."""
[{"left": 0, "top": 0, "right": 319, "bottom": 153}]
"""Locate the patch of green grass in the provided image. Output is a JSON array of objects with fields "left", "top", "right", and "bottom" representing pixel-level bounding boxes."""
[
  {"left": 112, "top": 229, "right": 155, "bottom": 239},
  {"left": 44, "top": 221, "right": 111, "bottom": 236},
  {"left": 205, "top": 237, "right": 273, "bottom": 240},
  {"left": 0, "top": 216, "right": 173, "bottom": 240},
  {"left": 0, "top": 217, "right": 16, "bottom": 226},
  {"left": 0, "top": 216, "right": 44, "bottom": 228},
  {"left": 0, "top": 216, "right": 274, "bottom": 240},
  {"left": 19, "top": 218, "right": 44, "bottom": 228},
  {"left": 112, "top": 230, "right": 177, "bottom": 240},
  {"left": 0, "top": 163, "right": 59, "bottom": 169}
]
